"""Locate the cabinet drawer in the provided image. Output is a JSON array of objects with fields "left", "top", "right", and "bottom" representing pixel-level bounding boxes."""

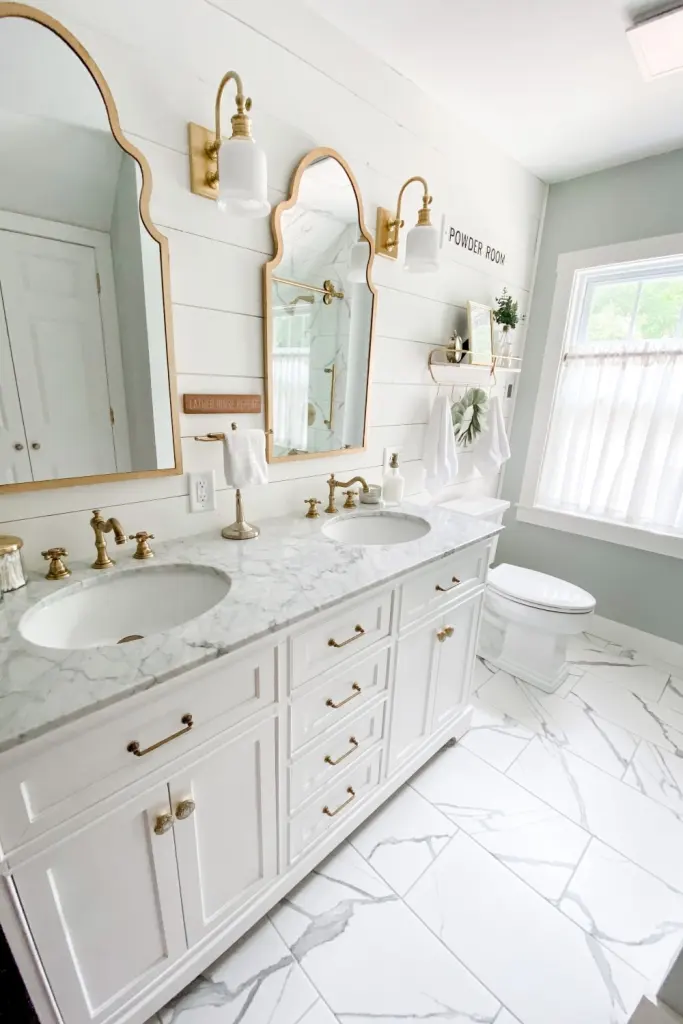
[
  {"left": 0, "top": 644, "right": 276, "bottom": 854},
  {"left": 289, "top": 701, "right": 386, "bottom": 813},
  {"left": 400, "top": 546, "right": 487, "bottom": 628},
  {"left": 288, "top": 750, "right": 383, "bottom": 864},
  {"left": 290, "top": 644, "right": 390, "bottom": 754},
  {"left": 291, "top": 590, "right": 392, "bottom": 687}
]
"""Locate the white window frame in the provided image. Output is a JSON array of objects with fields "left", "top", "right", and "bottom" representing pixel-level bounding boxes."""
[{"left": 518, "top": 230, "right": 683, "bottom": 561}]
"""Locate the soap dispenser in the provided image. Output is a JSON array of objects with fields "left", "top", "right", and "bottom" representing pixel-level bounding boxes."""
[{"left": 382, "top": 452, "right": 405, "bottom": 506}]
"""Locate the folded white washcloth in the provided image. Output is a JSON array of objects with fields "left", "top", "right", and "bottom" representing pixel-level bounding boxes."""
[
  {"left": 423, "top": 393, "right": 459, "bottom": 497},
  {"left": 223, "top": 429, "right": 268, "bottom": 488},
  {"left": 472, "top": 395, "right": 510, "bottom": 476}
]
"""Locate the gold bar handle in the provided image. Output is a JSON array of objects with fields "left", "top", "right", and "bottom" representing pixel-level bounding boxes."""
[
  {"left": 326, "top": 683, "right": 361, "bottom": 709},
  {"left": 323, "top": 786, "right": 356, "bottom": 817},
  {"left": 435, "top": 576, "right": 461, "bottom": 593},
  {"left": 323, "top": 364, "right": 336, "bottom": 430},
  {"left": 128, "top": 714, "right": 194, "bottom": 757},
  {"left": 328, "top": 624, "right": 365, "bottom": 648},
  {"left": 436, "top": 626, "right": 455, "bottom": 643},
  {"left": 325, "top": 737, "right": 359, "bottom": 766}
]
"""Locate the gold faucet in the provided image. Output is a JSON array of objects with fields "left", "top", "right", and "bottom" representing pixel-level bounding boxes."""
[
  {"left": 90, "top": 509, "right": 127, "bottom": 569},
  {"left": 325, "top": 474, "right": 369, "bottom": 514}
]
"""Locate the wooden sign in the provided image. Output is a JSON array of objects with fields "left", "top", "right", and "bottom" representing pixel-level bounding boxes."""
[{"left": 183, "top": 394, "right": 262, "bottom": 415}]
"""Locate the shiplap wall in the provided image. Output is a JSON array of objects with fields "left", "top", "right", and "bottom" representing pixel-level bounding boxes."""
[{"left": 0, "top": 0, "right": 546, "bottom": 567}]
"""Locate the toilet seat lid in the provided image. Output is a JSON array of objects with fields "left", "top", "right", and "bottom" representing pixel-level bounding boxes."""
[{"left": 488, "top": 564, "right": 596, "bottom": 614}]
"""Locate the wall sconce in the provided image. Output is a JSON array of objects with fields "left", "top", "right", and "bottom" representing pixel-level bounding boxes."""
[
  {"left": 188, "top": 70, "right": 270, "bottom": 218},
  {"left": 375, "top": 176, "right": 439, "bottom": 273}
]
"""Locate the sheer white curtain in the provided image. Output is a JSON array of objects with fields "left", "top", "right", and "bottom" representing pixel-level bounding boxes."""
[
  {"left": 272, "top": 311, "right": 311, "bottom": 452},
  {"left": 537, "top": 349, "right": 683, "bottom": 532}
]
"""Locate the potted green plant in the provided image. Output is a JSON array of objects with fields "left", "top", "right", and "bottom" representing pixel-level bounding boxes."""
[{"left": 492, "top": 288, "right": 525, "bottom": 363}]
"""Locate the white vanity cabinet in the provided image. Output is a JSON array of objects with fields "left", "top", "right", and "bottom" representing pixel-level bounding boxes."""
[{"left": 0, "top": 539, "right": 491, "bottom": 1024}]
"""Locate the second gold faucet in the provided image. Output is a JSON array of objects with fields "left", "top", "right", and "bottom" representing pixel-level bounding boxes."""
[
  {"left": 325, "top": 474, "right": 369, "bottom": 514},
  {"left": 90, "top": 509, "right": 127, "bottom": 569}
]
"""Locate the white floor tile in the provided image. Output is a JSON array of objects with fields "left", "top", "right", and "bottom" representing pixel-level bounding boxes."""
[
  {"left": 473, "top": 655, "right": 496, "bottom": 692},
  {"left": 410, "top": 745, "right": 590, "bottom": 900},
  {"left": 508, "top": 738, "right": 683, "bottom": 893},
  {"left": 559, "top": 838, "right": 683, "bottom": 986},
  {"left": 659, "top": 677, "right": 683, "bottom": 716},
  {"left": 623, "top": 742, "right": 683, "bottom": 818},
  {"left": 566, "top": 642, "right": 669, "bottom": 703},
  {"left": 348, "top": 784, "right": 456, "bottom": 896},
  {"left": 405, "top": 831, "right": 645, "bottom": 1024},
  {"left": 270, "top": 842, "right": 501, "bottom": 1023},
  {"left": 495, "top": 1012, "right": 522, "bottom": 1024},
  {"left": 476, "top": 670, "right": 638, "bottom": 778},
  {"left": 459, "top": 696, "right": 535, "bottom": 772},
  {"left": 297, "top": 1001, "right": 338, "bottom": 1023},
  {"left": 571, "top": 674, "right": 683, "bottom": 756},
  {"left": 158, "top": 918, "right": 318, "bottom": 1024}
]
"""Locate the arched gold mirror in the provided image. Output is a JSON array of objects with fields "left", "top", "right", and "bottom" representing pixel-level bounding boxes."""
[
  {"left": 263, "top": 148, "right": 377, "bottom": 462},
  {"left": 0, "top": 4, "right": 181, "bottom": 492}
]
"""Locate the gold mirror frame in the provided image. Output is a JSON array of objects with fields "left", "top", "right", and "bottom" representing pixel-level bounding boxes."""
[
  {"left": 263, "top": 147, "right": 377, "bottom": 464},
  {"left": 0, "top": 3, "right": 182, "bottom": 493}
]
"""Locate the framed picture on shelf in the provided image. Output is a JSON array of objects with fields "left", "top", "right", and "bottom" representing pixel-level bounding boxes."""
[{"left": 466, "top": 300, "right": 493, "bottom": 366}]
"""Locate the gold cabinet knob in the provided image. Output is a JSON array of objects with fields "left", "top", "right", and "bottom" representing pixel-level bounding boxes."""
[
  {"left": 41, "top": 547, "right": 71, "bottom": 581},
  {"left": 153, "top": 813, "right": 174, "bottom": 836},
  {"left": 304, "top": 498, "right": 321, "bottom": 519},
  {"left": 436, "top": 625, "right": 454, "bottom": 643},
  {"left": 175, "top": 799, "right": 196, "bottom": 821},
  {"left": 129, "top": 531, "right": 155, "bottom": 559}
]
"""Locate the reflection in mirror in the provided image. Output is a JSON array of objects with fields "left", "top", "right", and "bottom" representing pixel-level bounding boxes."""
[
  {"left": 265, "top": 150, "right": 376, "bottom": 461},
  {"left": 0, "top": 10, "right": 179, "bottom": 491},
  {"left": 467, "top": 300, "right": 494, "bottom": 366}
]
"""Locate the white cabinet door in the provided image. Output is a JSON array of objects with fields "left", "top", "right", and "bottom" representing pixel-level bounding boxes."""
[
  {"left": 431, "top": 594, "right": 483, "bottom": 732},
  {"left": 0, "top": 284, "right": 31, "bottom": 484},
  {"left": 0, "top": 229, "right": 117, "bottom": 480},
  {"left": 12, "top": 785, "right": 186, "bottom": 1024},
  {"left": 170, "top": 718, "right": 278, "bottom": 946},
  {"left": 388, "top": 617, "right": 439, "bottom": 772}
]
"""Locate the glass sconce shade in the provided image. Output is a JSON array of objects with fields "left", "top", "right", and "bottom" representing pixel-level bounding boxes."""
[
  {"left": 218, "top": 138, "right": 270, "bottom": 218},
  {"left": 405, "top": 222, "right": 439, "bottom": 273},
  {"left": 347, "top": 239, "right": 371, "bottom": 283}
]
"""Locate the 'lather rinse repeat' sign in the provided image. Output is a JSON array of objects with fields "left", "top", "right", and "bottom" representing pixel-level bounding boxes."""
[{"left": 441, "top": 217, "right": 507, "bottom": 266}]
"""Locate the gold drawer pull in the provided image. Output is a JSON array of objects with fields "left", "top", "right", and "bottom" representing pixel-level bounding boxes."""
[
  {"left": 325, "top": 737, "right": 359, "bottom": 766},
  {"left": 175, "top": 799, "right": 196, "bottom": 820},
  {"left": 127, "top": 714, "right": 194, "bottom": 757},
  {"left": 153, "top": 813, "right": 174, "bottom": 836},
  {"left": 328, "top": 624, "right": 365, "bottom": 648},
  {"left": 436, "top": 576, "right": 461, "bottom": 593},
  {"left": 323, "top": 786, "right": 356, "bottom": 817},
  {"left": 436, "top": 626, "right": 455, "bottom": 643},
  {"left": 326, "top": 682, "right": 361, "bottom": 709}
]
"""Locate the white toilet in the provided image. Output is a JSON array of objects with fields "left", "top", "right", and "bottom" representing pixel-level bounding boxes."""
[{"left": 439, "top": 497, "right": 596, "bottom": 694}]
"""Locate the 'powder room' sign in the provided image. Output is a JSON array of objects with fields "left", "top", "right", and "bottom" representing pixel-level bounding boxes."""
[{"left": 441, "top": 216, "right": 507, "bottom": 266}]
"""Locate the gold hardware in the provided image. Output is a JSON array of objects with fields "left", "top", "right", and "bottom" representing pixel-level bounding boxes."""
[
  {"left": 129, "top": 531, "right": 155, "bottom": 559},
  {"left": 342, "top": 489, "right": 357, "bottom": 509},
  {"left": 31, "top": 442, "right": 41, "bottom": 451},
  {"left": 0, "top": 535, "right": 23, "bottom": 556},
  {"left": 325, "top": 474, "right": 369, "bottom": 514},
  {"left": 13, "top": 443, "right": 24, "bottom": 451},
  {"left": 305, "top": 498, "right": 322, "bottom": 519},
  {"left": 325, "top": 737, "right": 359, "bottom": 766},
  {"left": 328, "top": 625, "right": 365, "bottom": 649},
  {"left": 110, "top": 406, "right": 115, "bottom": 426},
  {"left": 323, "top": 787, "right": 356, "bottom": 817},
  {"left": 435, "top": 576, "right": 461, "bottom": 593},
  {"left": 436, "top": 626, "right": 455, "bottom": 643},
  {"left": 323, "top": 280, "right": 344, "bottom": 305},
  {"left": 90, "top": 509, "right": 126, "bottom": 569},
  {"left": 153, "top": 813, "right": 174, "bottom": 836},
  {"left": 175, "top": 799, "right": 196, "bottom": 821},
  {"left": 127, "top": 713, "right": 194, "bottom": 757},
  {"left": 273, "top": 275, "right": 345, "bottom": 303},
  {"left": 326, "top": 682, "right": 362, "bottom": 708},
  {"left": 376, "top": 175, "right": 433, "bottom": 261},
  {"left": 41, "top": 547, "right": 71, "bottom": 580},
  {"left": 188, "top": 69, "right": 256, "bottom": 199},
  {"left": 118, "top": 634, "right": 144, "bottom": 644},
  {"left": 324, "top": 364, "right": 337, "bottom": 430}
]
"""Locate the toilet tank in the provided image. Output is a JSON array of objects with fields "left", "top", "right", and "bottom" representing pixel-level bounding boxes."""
[{"left": 437, "top": 496, "right": 510, "bottom": 565}]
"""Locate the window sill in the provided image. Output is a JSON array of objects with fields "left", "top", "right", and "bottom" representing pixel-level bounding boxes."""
[{"left": 515, "top": 505, "right": 683, "bottom": 561}]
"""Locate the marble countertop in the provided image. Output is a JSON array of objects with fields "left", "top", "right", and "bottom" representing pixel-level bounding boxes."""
[{"left": 0, "top": 503, "right": 500, "bottom": 754}]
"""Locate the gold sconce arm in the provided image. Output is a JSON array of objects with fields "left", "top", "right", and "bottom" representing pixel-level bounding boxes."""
[
  {"left": 188, "top": 68, "right": 254, "bottom": 199},
  {"left": 207, "top": 70, "right": 252, "bottom": 159},
  {"left": 376, "top": 175, "right": 433, "bottom": 260}
]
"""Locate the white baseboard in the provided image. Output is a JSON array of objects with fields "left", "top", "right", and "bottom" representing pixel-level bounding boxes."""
[
  {"left": 591, "top": 615, "right": 683, "bottom": 674},
  {"left": 629, "top": 996, "right": 683, "bottom": 1024}
]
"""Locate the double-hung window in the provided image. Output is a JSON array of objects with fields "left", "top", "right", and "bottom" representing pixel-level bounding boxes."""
[{"left": 520, "top": 237, "right": 683, "bottom": 557}]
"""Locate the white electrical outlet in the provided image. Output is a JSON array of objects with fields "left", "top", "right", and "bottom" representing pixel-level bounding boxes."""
[
  {"left": 383, "top": 446, "right": 404, "bottom": 473},
  {"left": 189, "top": 470, "right": 216, "bottom": 512}
]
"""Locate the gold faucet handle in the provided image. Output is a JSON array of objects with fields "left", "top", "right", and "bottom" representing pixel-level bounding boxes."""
[
  {"left": 342, "top": 490, "right": 357, "bottom": 509},
  {"left": 304, "top": 498, "right": 321, "bottom": 519},
  {"left": 42, "top": 547, "right": 71, "bottom": 581},
  {"left": 129, "top": 532, "right": 155, "bottom": 560}
]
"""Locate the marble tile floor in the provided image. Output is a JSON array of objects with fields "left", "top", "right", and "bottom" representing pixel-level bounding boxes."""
[{"left": 155, "top": 629, "right": 683, "bottom": 1024}]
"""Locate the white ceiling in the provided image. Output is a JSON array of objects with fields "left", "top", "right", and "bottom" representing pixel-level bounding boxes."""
[{"left": 305, "top": 0, "right": 683, "bottom": 182}]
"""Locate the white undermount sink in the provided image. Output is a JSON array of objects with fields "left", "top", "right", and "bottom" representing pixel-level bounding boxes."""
[
  {"left": 322, "top": 510, "right": 431, "bottom": 546},
  {"left": 19, "top": 563, "right": 231, "bottom": 650}
]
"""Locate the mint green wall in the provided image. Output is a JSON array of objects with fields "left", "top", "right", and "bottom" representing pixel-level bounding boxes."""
[{"left": 498, "top": 148, "right": 683, "bottom": 643}]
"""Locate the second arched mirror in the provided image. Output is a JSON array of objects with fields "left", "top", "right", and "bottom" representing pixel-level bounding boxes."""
[{"left": 264, "top": 148, "right": 376, "bottom": 463}]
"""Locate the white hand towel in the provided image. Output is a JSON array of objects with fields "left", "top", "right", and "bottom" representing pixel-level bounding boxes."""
[
  {"left": 422, "top": 394, "right": 459, "bottom": 497},
  {"left": 223, "top": 429, "right": 268, "bottom": 488},
  {"left": 472, "top": 396, "right": 510, "bottom": 477}
]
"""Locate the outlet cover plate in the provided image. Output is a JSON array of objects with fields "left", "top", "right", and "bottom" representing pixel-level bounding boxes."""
[{"left": 189, "top": 470, "right": 216, "bottom": 513}]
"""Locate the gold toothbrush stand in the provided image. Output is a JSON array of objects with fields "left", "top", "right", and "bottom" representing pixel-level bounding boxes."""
[{"left": 221, "top": 488, "right": 260, "bottom": 541}]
